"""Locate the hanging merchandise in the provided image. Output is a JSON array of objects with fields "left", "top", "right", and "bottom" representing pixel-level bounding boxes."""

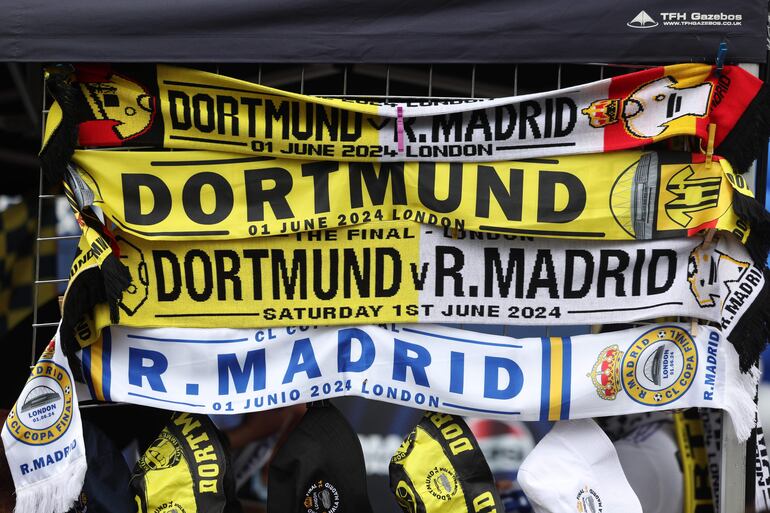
[
  {"left": 74, "top": 322, "right": 758, "bottom": 441},
  {"left": 63, "top": 220, "right": 770, "bottom": 372},
  {"left": 389, "top": 411, "right": 503, "bottom": 513},
  {"left": 130, "top": 411, "right": 240, "bottom": 513},
  {"left": 67, "top": 149, "right": 765, "bottom": 252},
  {"left": 700, "top": 408, "right": 770, "bottom": 513},
  {"left": 672, "top": 409, "right": 717, "bottom": 513},
  {"left": 40, "top": 62, "right": 770, "bottom": 183},
  {"left": 518, "top": 418, "right": 643, "bottom": 513},
  {"left": 1, "top": 332, "right": 86, "bottom": 513},
  {"left": 267, "top": 401, "right": 373, "bottom": 513}
]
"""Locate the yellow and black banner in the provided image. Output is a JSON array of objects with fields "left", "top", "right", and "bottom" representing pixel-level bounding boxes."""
[
  {"left": 58, "top": 63, "right": 768, "bottom": 175},
  {"left": 70, "top": 149, "right": 753, "bottom": 243},
  {"left": 131, "top": 412, "right": 235, "bottom": 513},
  {"left": 390, "top": 412, "right": 503, "bottom": 513},
  {"left": 673, "top": 409, "right": 716, "bottom": 513}
]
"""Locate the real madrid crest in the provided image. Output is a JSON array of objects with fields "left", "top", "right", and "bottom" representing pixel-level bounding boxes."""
[{"left": 589, "top": 326, "right": 697, "bottom": 406}]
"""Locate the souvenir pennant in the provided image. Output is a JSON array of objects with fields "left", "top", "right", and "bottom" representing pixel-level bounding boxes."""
[
  {"left": 2, "top": 329, "right": 86, "bottom": 513},
  {"left": 69, "top": 149, "right": 760, "bottom": 247},
  {"left": 76, "top": 323, "right": 758, "bottom": 441},
  {"left": 63, "top": 222, "right": 770, "bottom": 372},
  {"left": 41, "top": 63, "right": 770, "bottom": 181}
]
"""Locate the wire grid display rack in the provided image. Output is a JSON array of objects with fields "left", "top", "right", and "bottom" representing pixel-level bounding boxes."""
[{"left": 30, "top": 62, "right": 756, "bottom": 511}]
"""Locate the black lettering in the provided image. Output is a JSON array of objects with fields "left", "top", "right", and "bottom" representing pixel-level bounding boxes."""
[
  {"left": 168, "top": 90, "right": 191, "bottom": 130},
  {"left": 349, "top": 163, "right": 407, "bottom": 208},
  {"left": 597, "top": 250, "right": 629, "bottom": 297},
  {"left": 182, "top": 172, "right": 234, "bottom": 224},
  {"left": 214, "top": 250, "right": 241, "bottom": 300},
  {"left": 564, "top": 250, "right": 593, "bottom": 298},
  {"left": 192, "top": 94, "right": 215, "bottom": 133},
  {"left": 648, "top": 250, "right": 677, "bottom": 294},
  {"left": 343, "top": 249, "right": 369, "bottom": 298},
  {"left": 537, "top": 171, "right": 586, "bottom": 223},
  {"left": 271, "top": 250, "right": 307, "bottom": 300},
  {"left": 313, "top": 249, "right": 338, "bottom": 300},
  {"left": 184, "top": 250, "right": 213, "bottom": 301},
  {"left": 153, "top": 250, "right": 181, "bottom": 301},
  {"left": 301, "top": 161, "right": 339, "bottom": 214},
  {"left": 244, "top": 168, "right": 294, "bottom": 221},
  {"left": 375, "top": 248, "right": 401, "bottom": 297},
  {"left": 475, "top": 166, "right": 523, "bottom": 220},
  {"left": 122, "top": 174, "right": 172, "bottom": 225},
  {"left": 418, "top": 163, "right": 462, "bottom": 213},
  {"left": 435, "top": 246, "right": 464, "bottom": 297},
  {"left": 526, "top": 250, "right": 558, "bottom": 298},
  {"left": 243, "top": 249, "right": 268, "bottom": 300},
  {"left": 216, "top": 95, "right": 239, "bottom": 136}
]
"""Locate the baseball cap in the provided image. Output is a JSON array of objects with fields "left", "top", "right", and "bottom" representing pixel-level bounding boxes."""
[
  {"left": 517, "top": 419, "right": 642, "bottom": 513},
  {"left": 613, "top": 420, "right": 682, "bottom": 513},
  {"left": 268, "top": 401, "right": 373, "bottom": 513},
  {"left": 389, "top": 411, "right": 503, "bottom": 513},
  {"left": 130, "top": 411, "right": 240, "bottom": 513},
  {"left": 67, "top": 419, "right": 134, "bottom": 513}
]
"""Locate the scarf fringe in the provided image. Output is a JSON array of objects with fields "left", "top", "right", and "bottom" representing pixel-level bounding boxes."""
[
  {"left": 717, "top": 82, "right": 770, "bottom": 174},
  {"left": 732, "top": 191, "right": 770, "bottom": 266},
  {"left": 727, "top": 269, "right": 770, "bottom": 372},
  {"left": 13, "top": 454, "right": 86, "bottom": 513},
  {"left": 723, "top": 358, "right": 760, "bottom": 442},
  {"left": 60, "top": 254, "right": 132, "bottom": 367},
  {"left": 39, "top": 71, "right": 79, "bottom": 186}
]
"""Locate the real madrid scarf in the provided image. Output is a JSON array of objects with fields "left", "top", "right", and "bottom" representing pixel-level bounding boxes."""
[
  {"left": 40, "top": 62, "right": 770, "bottom": 181},
  {"left": 64, "top": 222, "right": 770, "bottom": 371},
  {"left": 75, "top": 322, "right": 759, "bottom": 442},
  {"left": 1, "top": 329, "right": 86, "bottom": 513}
]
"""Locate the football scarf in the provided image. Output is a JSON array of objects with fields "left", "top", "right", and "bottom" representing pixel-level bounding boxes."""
[
  {"left": 673, "top": 409, "right": 716, "bottom": 513},
  {"left": 40, "top": 62, "right": 770, "bottom": 182},
  {"left": 2, "top": 330, "right": 86, "bottom": 513},
  {"left": 75, "top": 322, "right": 759, "bottom": 442},
  {"left": 700, "top": 408, "right": 770, "bottom": 513},
  {"left": 130, "top": 412, "right": 238, "bottom": 513},
  {"left": 61, "top": 222, "right": 770, "bottom": 371},
  {"left": 389, "top": 412, "right": 503, "bottom": 513},
  {"left": 67, "top": 149, "right": 765, "bottom": 250}
]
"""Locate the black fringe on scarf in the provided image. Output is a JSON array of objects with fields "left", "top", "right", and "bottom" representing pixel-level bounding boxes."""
[
  {"left": 733, "top": 191, "right": 770, "bottom": 267},
  {"left": 717, "top": 82, "right": 770, "bottom": 174},
  {"left": 60, "top": 253, "right": 131, "bottom": 366},
  {"left": 60, "top": 268, "right": 106, "bottom": 379},
  {"left": 39, "top": 69, "right": 79, "bottom": 186},
  {"left": 727, "top": 269, "right": 770, "bottom": 372}
]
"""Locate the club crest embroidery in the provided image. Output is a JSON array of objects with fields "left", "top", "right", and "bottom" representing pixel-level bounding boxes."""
[
  {"left": 688, "top": 239, "right": 751, "bottom": 308},
  {"left": 5, "top": 340, "right": 75, "bottom": 445},
  {"left": 582, "top": 75, "right": 713, "bottom": 139},
  {"left": 590, "top": 326, "right": 698, "bottom": 406},
  {"left": 303, "top": 479, "right": 340, "bottom": 513},
  {"left": 80, "top": 72, "right": 156, "bottom": 144}
]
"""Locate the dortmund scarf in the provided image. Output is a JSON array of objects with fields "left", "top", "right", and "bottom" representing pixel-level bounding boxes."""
[
  {"left": 389, "top": 412, "right": 503, "bottom": 513},
  {"left": 2, "top": 329, "right": 86, "bottom": 513},
  {"left": 63, "top": 222, "right": 770, "bottom": 371},
  {"left": 67, "top": 149, "right": 767, "bottom": 250},
  {"left": 673, "top": 409, "right": 716, "bottom": 513},
  {"left": 74, "top": 322, "right": 758, "bottom": 442},
  {"left": 131, "top": 412, "right": 238, "bottom": 513},
  {"left": 40, "top": 62, "right": 770, "bottom": 181}
]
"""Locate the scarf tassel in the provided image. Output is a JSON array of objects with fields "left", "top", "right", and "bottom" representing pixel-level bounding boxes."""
[
  {"left": 717, "top": 82, "right": 770, "bottom": 175},
  {"left": 726, "top": 270, "right": 770, "bottom": 372},
  {"left": 39, "top": 70, "right": 79, "bottom": 186},
  {"left": 732, "top": 190, "right": 770, "bottom": 267},
  {"left": 61, "top": 255, "right": 131, "bottom": 364},
  {"left": 12, "top": 454, "right": 86, "bottom": 513}
]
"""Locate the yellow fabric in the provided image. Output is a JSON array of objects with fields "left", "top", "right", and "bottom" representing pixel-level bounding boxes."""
[
  {"left": 70, "top": 149, "right": 751, "bottom": 244},
  {"left": 673, "top": 410, "right": 716, "bottom": 513}
]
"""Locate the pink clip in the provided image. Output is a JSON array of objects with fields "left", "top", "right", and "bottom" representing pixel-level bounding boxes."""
[{"left": 396, "top": 106, "right": 405, "bottom": 153}]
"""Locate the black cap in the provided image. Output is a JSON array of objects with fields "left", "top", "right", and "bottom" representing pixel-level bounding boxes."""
[{"left": 268, "top": 401, "right": 373, "bottom": 513}]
